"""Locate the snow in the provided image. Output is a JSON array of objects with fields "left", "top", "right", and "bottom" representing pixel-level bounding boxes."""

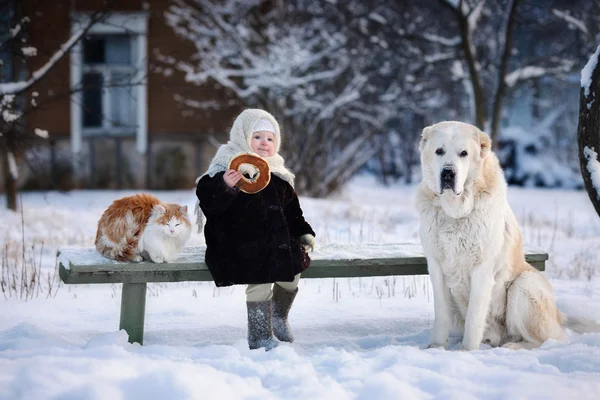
[
  {"left": 1, "top": 177, "right": 600, "bottom": 399},
  {"left": 368, "top": 12, "right": 387, "bottom": 25},
  {"left": 1, "top": 109, "right": 20, "bottom": 123},
  {"left": 581, "top": 45, "right": 600, "bottom": 98},
  {"left": 496, "top": 122, "right": 583, "bottom": 189},
  {"left": 34, "top": 128, "right": 49, "bottom": 138},
  {"left": 20, "top": 46, "right": 37, "bottom": 57},
  {"left": 583, "top": 147, "right": 600, "bottom": 200},
  {"left": 7, "top": 151, "right": 18, "bottom": 180}
]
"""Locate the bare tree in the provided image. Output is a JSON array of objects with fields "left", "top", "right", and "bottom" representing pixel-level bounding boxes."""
[
  {"left": 578, "top": 45, "right": 600, "bottom": 217},
  {"left": 162, "top": 0, "right": 392, "bottom": 196},
  {"left": 0, "top": 8, "right": 110, "bottom": 210},
  {"left": 433, "top": 0, "right": 582, "bottom": 147}
]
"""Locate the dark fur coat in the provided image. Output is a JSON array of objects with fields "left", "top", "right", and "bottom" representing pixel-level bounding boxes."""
[{"left": 196, "top": 173, "right": 315, "bottom": 287}]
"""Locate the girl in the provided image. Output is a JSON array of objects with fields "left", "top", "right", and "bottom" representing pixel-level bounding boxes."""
[{"left": 196, "top": 109, "right": 315, "bottom": 350}]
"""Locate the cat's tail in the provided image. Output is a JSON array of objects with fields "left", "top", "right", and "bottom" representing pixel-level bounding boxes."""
[{"left": 95, "top": 211, "right": 141, "bottom": 262}]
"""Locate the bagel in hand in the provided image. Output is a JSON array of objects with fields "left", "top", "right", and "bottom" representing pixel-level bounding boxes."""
[{"left": 228, "top": 153, "right": 271, "bottom": 194}]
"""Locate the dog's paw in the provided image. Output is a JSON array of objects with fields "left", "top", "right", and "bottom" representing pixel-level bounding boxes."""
[
  {"left": 502, "top": 341, "right": 538, "bottom": 350},
  {"left": 427, "top": 342, "right": 448, "bottom": 350},
  {"left": 502, "top": 342, "right": 523, "bottom": 350},
  {"left": 459, "top": 340, "right": 481, "bottom": 351}
]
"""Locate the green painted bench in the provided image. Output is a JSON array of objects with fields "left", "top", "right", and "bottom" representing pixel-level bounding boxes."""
[{"left": 57, "top": 243, "right": 549, "bottom": 345}]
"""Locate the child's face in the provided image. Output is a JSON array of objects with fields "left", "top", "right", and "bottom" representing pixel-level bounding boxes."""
[{"left": 250, "top": 131, "right": 276, "bottom": 157}]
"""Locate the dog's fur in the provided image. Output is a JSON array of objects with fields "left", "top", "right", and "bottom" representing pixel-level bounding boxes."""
[{"left": 417, "top": 121, "right": 598, "bottom": 351}]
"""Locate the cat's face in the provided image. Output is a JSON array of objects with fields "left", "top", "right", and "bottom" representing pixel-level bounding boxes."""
[{"left": 152, "top": 204, "right": 192, "bottom": 238}]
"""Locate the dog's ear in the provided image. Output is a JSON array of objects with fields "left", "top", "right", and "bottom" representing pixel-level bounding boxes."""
[
  {"left": 477, "top": 128, "right": 492, "bottom": 159},
  {"left": 419, "top": 126, "right": 433, "bottom": 152}
]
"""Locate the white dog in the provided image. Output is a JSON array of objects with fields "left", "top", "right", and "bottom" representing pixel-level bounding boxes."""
[{"left": 417, "top": 121, "right": 597, "bottom": 351}]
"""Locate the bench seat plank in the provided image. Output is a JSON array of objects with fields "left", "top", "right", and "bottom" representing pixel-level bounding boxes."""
[{"left": 58, "top": 243, "right": 548, "bottom": 285}]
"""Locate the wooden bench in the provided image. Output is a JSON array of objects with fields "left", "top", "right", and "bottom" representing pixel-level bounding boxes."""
[{"left": 57, "top": 243, "right": 549, "bottom": 345}]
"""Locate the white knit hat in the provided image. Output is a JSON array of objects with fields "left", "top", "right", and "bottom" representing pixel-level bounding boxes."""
[{"left": 251, "top": 119, "right": 276, "bottom": 134}]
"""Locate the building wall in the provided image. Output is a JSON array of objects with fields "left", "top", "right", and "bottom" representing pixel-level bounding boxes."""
[
  {"left": 25, "top": 0, "right": 72, "bottom": 137},
  {"left": 9, "top": 0, "right": 239, "bottom": 193}
]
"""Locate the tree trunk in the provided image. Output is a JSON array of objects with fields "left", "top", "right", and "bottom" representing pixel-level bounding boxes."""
[
  {"left": 490, "top": 0, "right": 519, "bottom": 148},
  {"left": 1, "top": 143, "right": 18, "bottom": 211},
  {"left": 577, "top": 46, "right": 600, "bottom": 218},
  {"left": 456, "top": 11, "right": 486, "bottom": 129}
]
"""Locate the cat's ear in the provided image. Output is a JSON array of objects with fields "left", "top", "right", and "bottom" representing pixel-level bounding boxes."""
[
  {"left": 154, "top": 204, "right": 166, "bottom": 214},
  {"left": 179, "top": 205, "right": 188, "bottom": 214}
]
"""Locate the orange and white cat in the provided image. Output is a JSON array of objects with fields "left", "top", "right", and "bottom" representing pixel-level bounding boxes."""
[{"left": 95, "top": 193, "right": 192, "bottom": 263}]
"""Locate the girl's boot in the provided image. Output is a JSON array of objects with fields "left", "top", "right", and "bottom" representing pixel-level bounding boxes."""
[
  {"left": 246, "top": 301, "right": 278, "bottom": 351},
  {"left": 272, "top": 285, "right": 298, "bottom": 342}
]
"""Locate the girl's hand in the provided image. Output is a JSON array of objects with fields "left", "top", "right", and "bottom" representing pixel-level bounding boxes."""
[
  {"left": 223, "top": 169, "right": 243, "bottom": 188},
  {"left": 299, "top": 234, "right": 316, "bottom": 252}
]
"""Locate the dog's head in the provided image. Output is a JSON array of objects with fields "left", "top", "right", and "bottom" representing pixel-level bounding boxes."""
[{"left": 419, "top": 121, "right": 491, "bottom": 196}]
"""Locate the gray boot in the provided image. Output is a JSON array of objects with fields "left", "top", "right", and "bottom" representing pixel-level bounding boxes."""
[
  {"left": 272, "top": 285, "right": 298, "bottom": 343},
  {"left": 247, "top": 301, "right": 278, "bottom": 351}
]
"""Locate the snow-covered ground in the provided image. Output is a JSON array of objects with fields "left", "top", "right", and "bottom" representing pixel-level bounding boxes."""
[{"left": 1, "top": 177, "right": 599, "bottom": 399}]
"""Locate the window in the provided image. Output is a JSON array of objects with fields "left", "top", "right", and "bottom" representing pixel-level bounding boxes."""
[
  {"left": 70, "top": 12, "right": 148, "bottom": 153},
  {"left": 81, "top": 34, "right": 138, "bottom": 134}
]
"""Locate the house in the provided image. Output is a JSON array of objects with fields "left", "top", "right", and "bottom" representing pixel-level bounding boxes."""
[{"left": 1, "top": 0, "right": 239, "bottom": 191}]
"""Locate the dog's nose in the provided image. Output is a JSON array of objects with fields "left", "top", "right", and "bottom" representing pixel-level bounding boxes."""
[{"left": 441, "top": 166, "right": 455, "bottom": 181}]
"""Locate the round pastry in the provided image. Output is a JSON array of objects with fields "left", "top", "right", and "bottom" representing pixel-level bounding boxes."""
[{"left": 228, "top": 153, "right": 271, "bottom": 194}]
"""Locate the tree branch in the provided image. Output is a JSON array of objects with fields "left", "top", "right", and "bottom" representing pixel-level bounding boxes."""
[{"left": 0, "top": 9, "right": 109, "bottom": 96}]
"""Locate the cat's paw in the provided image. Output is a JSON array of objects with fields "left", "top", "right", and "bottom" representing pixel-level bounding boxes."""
[
  {"left": 129, "top": 254, "right": 144, "bottom": 262},
  {"left": 150, "top": 254, "right": 166, "bottom": 263}
]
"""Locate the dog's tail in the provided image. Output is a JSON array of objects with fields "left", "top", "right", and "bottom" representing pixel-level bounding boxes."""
[{"left": 562, "top": 314, "right": 600, "bottom": 334}]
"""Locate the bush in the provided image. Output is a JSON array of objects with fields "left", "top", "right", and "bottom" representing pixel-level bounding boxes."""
[{"left": 497, "top": 126, "right": 583, "bottom": 189}]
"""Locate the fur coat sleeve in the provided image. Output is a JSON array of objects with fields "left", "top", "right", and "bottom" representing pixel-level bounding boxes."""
[{"left": 196, "top": 172, "right": 239, "bottom": 217}]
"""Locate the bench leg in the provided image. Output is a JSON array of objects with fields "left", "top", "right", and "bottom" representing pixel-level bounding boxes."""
[
  {"left": 529, "top": 261, "right": 546, "bottom": 272},
  {"left": 119, "top": 282, "right": 147, "bottom": 345}
]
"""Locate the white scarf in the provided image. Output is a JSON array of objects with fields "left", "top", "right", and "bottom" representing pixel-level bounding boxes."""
[{"left": 194, "top": 109, "right": 295, "bottom": 232}]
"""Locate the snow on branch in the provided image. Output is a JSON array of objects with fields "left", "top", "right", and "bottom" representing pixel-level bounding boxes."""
[
  {"left": 552, "top": 9, "right": 588, "bottom": 35},
  {"left": 9, "top": 17, "right": 30, "bottom": 39},
  {"left": 503, "top": 61, "right": 575, "bottom": 87},
  {"left": 305, "top": 75, "right": 365, "bottom": 136},
  {"left": 172, "top": 94, "right": 221, "bottom": 110},
  {"left": 167, "top": 0, "right": 350, "bottom": 102},
  {"left": 422, "top": 33, "right": 461, "bottom": 47},
  {"left": 582, "top": 45, "right": 600, "bottom": 98},
  {"left": 317, "top": 132, "right": 377, "bottom": 192},
  {"left": 584, "top": 147, "right": 600, "bottom": 201},
  {"left": 7, "top": 151, "right": 18, "bottom": 180},
  {"left": 0, "top": 12, "right": 107, "bottom": 96},
  {"left": 467, "top": 0, "right": 486, "bottom": 35}
]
